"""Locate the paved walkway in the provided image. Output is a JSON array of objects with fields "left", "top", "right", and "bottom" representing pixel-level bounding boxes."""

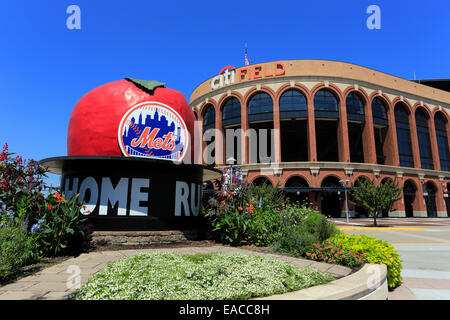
[{"left": 0, "top": 244, "right": 352, "bottom": 300}]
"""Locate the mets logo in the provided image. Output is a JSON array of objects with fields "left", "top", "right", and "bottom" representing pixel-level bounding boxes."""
[{"left": 118, "top": 101, "right": 189, "bottom": 161}]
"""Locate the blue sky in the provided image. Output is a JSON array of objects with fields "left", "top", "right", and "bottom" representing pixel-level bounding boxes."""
[{"left": 1, "top": 0, "right": 449, "bottom": 186}]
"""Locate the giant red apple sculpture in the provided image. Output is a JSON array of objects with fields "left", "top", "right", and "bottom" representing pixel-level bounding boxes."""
[{"left": 67, "top": 78, "right": 195, "bottom": 161}]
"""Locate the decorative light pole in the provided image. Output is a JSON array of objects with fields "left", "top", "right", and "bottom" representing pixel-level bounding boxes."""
[
  {"left": 226, "top": 157, "right": 236, "bottom": 185},
  {"left": 340, "top": 179, "right": 350, "bottom": 224}
]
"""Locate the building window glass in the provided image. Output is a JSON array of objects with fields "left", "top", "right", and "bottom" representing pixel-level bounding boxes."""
[
  {"left": 395, "top": 103, "right": 414, "bottom": 168},
  {"left": 415, "top": 108, "right": 433, "bottom": 170},
  {"left": 248, "top": 92, "right": 273, "bottom": 115},
  {"left": 279, "top": 89, "right": 307, "bottom": 111},
  {"left": 372, "top": 97, "right": 388, "bottom": 121},
  {"left": 203, "top": 104, "right": 215, "bottom": 132},
  {"left": 346, "top": 92, "right": 365, "bottom": 115},
  {"left": 222, "top": 97, "right": 241, "bottom": 126},
  {"left": 435, "top": 112, "right": 450, "bottom": 171},
  {"left": 314, "top": 89, "right": 338, "bottom": 111}
]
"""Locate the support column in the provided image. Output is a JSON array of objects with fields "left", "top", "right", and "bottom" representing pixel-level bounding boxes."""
[
  {"left": 363, "top": 100, "right": 377, "bottom": 163},
  {"left": 385, "top": 106, "right": 399, "bottom": 166},
  {"left": 241, "top": 100, "right": 249, "bottom": 164},
  {"left": 307, "top": 98, "right": 317, "bottom": 162},
  {"left": 429, "top": 116, "right": 441, "bottom": 171},
  {"left": 436, "top": 181, "right": 447, "bottom": 217},
  {"left": 390, "top": 175, "right": 406, "bottom": 217},
  {"left": 338, "top": 100, "right": 351, "bottom": 162},
  {"left": 215, "top": 107, "right": 224, "bottom": 166},
  {"left": 273, "top": 97, "right": 282, "bottom": 163},
  {"left": 391, "top": 195, "right": 406, "bottom": 217},
  {"left": 410, "top": 115, "right": 422, "bottom": 169},
  {"left": 415, "top": 180, "right": 427, "bottom": 217},
  {"left": 198, "top": 116, "right": 206, "bottom": 166}
]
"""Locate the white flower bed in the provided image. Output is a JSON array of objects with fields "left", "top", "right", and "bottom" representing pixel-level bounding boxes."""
[{"left": 74, "top": 252, "right": 334, "bottom": 300}]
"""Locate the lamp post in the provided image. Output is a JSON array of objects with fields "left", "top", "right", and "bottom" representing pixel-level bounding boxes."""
[
  {"left": 226, "top": 157, "right": 236, "bottom": 185},
  {"left": 340, "top": 179, "right": 350, "bottom": 224}
]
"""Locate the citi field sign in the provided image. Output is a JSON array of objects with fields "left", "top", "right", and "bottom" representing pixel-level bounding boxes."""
[{"left": 210, "top": 62, "right": 286, "bottom": 90}]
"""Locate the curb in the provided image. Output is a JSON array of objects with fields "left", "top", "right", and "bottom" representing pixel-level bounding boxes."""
[{"left": 256, "top": 264, "right": 388, "bottom": 300}]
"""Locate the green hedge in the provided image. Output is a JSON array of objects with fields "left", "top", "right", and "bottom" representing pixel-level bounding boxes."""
[
  {"left": 328, "top": 233, "right": 403, "bottom": 289},
  {"left": 0, "top": 222, "right": 37, "bottom": 281}
]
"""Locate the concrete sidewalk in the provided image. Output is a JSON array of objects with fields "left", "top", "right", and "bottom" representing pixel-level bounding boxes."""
[{"left": 0, "top": 245, "right": 352, "bottom": 300}]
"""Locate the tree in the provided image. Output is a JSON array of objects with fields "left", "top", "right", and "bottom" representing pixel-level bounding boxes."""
[{"left": 350, "top": 178, "right": 402, "bottom": 226}]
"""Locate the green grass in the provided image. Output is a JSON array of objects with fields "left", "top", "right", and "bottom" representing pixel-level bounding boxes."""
[{"left": 74, "top": 252, "right": 335, "bottom": 300}]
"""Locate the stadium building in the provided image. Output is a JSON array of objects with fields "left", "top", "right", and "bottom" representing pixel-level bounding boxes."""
[{"left": 189, "top": 60, "right": 450, "bottom": 218}]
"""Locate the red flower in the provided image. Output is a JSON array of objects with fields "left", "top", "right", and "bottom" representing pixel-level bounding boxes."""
[
  {"left": 342, "top": 255, "right": 346, "bottom": 258},
  {"left": 306, "top": 253, "right": 311, "bottom": 256},
  {"left": 48, "top": 203, "right": 53, "bottom": 210}
]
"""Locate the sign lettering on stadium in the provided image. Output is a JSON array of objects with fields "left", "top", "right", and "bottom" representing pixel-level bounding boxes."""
[{"left": 211, "top": 62, "right": 286, "bottom": 90}]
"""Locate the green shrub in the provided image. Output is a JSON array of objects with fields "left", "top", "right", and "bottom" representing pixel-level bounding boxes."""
[
  {"left": 274, "top": 208, "right": 339, "bottom": 256},
  {"left": 203, "top": 182, "right": 286, "bottom": 246},
  {"left": 245, "top": 204, "right": 287, "bottom": 246},
  {"left": 246, "top": 183, "right": 285, "bottom": 210},
  {"left": 35, "top": 192, "right": 89, "bottom": 256},
  {"left": 328, "top": 233, "right": 402, "bottom": 289},
  {"left": 0, "top": 213, "right": 38, "bottom": 281}
]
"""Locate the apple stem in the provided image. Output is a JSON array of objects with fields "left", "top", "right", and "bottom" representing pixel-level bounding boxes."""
[{"left": 125, "top": 78, "right": 166, "bottom": 94}]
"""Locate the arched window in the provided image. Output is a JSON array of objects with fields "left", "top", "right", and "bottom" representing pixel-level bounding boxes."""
[
  {"left": 314, "top": 89, "right": 339, "bottom": 161},
  {"left": 285, "top": 176, "right": 309, "bottom": 189},
  {"left": 222, "top": 98, "right": 242, "bottom": 164},
  {"left": 394, "top": 103, "right": 413, "bottom": 167},
  {"left": 424, "top": 181, "right": 437, "bottom": 217},
  {"left": 279, "top": 89, "right": 308, "bottom": 162},
  {"left": 372, "top": 97, "right": 388, "bottom": 124},
  {"left": 321, "top": 176, "right": 342, "bottom": 189},
  {"left": 372, "top": 98, "right": 388, "bottom": 164},
  {"left": 435, "top": 112, "right": 450, "bottom": 171},
  {"left": 415, "top": 108, "right": 433, "bottom": 169},
  {"left": 284, "top": 176, "right": 309, "bottom": 205},
  {"left": 403, "top": 180, "right": 416, "bottom": 217},
  {"left": 346, "top": 92, "right": 365, "bottom": 163},
  {"left": 320, "top": 176, "right": 342, "bottom": 217},
  {"left": 279, "top": 89, "right": 307, "bottom": 115},
  {"left": 252, "top": 176, "right": 272, "bottom": 186},
  {"left": 314, "top": 89, "right": 338, "bottom": 112},
  {"left": 248, "top": 92, "right": 273, "bottom": 115},
  {"left": 222, "top": 97, "right": 241, "bottom": 127},
  {"left": 346, "top": 92, "right": 365, "bottom": 116},
  {"left": 202, "top": 104, "right": 215, "bottom": 132}
]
